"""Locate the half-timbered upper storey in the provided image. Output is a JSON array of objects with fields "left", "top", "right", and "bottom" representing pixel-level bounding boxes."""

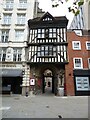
[{"left": 27, "top": 12, "right": 68, "bottom": 63}]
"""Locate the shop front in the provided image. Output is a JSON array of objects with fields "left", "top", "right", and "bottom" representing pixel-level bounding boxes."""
[
  {"left": 1, "top": 69, "right": 22, "bottom": 94},
  {"left": 74, "top": 69, "right": 90, "bottom": 96}
]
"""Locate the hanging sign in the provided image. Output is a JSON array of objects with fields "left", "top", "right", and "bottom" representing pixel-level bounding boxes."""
[{"left": 30, "top": 79, "right": 35, "bottom": 85}]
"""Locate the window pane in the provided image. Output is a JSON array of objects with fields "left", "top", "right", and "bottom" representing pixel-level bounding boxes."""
[
  {"left": 3, "top": 14, "right": 11, "bottom": 24},
  {"left": 1, "top": 30, "right": 9, "bottom": 43}
]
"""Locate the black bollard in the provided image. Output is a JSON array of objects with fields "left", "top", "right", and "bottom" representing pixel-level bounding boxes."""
[{"left": 26, "top": 91, "right": 28, "bottom": 97}]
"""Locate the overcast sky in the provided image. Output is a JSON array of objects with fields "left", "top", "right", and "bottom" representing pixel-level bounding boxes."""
[{"left": 38, "top": 0, "right": 74, "bottom": 28}]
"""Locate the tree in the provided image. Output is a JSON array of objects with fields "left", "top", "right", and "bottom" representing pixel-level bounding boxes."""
[{"left": 52, "top": 0, "right": 90, "bottom": 16}]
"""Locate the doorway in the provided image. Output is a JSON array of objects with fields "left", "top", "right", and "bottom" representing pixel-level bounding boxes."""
[{"left": 42, "top": 69, "right": 54, "bottom": 94}]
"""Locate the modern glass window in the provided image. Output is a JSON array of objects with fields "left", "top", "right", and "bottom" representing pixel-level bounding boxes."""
[
  {"left": 1, "top": 30, "right": 9, "bottom": 43},
  {"left": 76, "top": 77, "right": 90, "bottom": 91},
  {"left": 15, "top": 30, "right": 24, "bottom": 41},
  {"left": 0, "top": 48, "right": 6, "bottom": 61},
  {"left": 4, "top": 0, "right": 14, "bottom": 9},
  {"left": 13, "top": 48, "right": 22, "bottom": 61},
  {"left": 17, "top": 14, "right": 26, "bottom": 25},
  {"left": 74, "top": 58, "right": 83, "bottom": 69},
  {"left": 72, "top": 41, "right": 81, "bottom": 50},
  {"left": 18, "top": 0, "right": 27, "bottom": 9},
  {"left": 3, "top": 14, "right": 12, "bottom": 25},
  {"left": 88, "top": 58, "right": 90, "bottom": 69},
  {"left": 86, "top": 41, "right": 90, "bottom": 50}
]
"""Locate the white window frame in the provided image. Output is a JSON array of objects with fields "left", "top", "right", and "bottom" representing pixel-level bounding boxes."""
[
  {"left": 1, "top": 30, "right": 9, "bottom": 43},
  {"left": 17, "top": 14, "right": 26, "bottom": 25},
  {"left": 86, "top": 41, "right": 90, "bottom": 50},
  {"left": 0, "top": 48, "right": 6, "bottom": 61},
  {"left": 13, "top": 48, "right": 22, "bottom": 61},
  {"left": 72, "top": 41, "right": 81, "bottom": 50},
  {"left": 88, "top": 58, "right": 90, "bottom": 69},
  {"left": 3, "top": 14, "right": 12, "bottom": 25},
  {"left": 15, "top": 30, "right": 24, "bottom": 41},
  {"left": 18, "top": 0, "right": 27, "bottom": 9},
  {"left": 4, "top": 0, "right": 14, "bottom": 9},
  {"left": 73, "top": 58, "right": 83, "bottom": 69}
]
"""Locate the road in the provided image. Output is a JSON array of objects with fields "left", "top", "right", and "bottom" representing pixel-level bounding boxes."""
[{"left": 1, "top": 94, "right": 89, "bottom": 118}]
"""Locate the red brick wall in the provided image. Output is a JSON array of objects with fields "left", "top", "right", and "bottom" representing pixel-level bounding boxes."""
[{"left": 65, "top": 31, "right": 90, "bottom": 96}]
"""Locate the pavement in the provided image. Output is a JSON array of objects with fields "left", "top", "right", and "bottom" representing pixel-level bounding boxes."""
[{"left": 0, "top": 94, "right": 89, "bottom": 119}]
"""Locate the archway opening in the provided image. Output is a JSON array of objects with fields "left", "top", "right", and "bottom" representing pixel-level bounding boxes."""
[{"left": 42, "top": 69, "right": 54, "bottom": 94}]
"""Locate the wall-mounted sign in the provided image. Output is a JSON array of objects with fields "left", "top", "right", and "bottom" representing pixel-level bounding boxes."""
[
  {"left": 76, "top": 77, "right": 90, "bottom": 91},
  {"left": 30, "top": 79, "right": 35, "bottom": 85}
]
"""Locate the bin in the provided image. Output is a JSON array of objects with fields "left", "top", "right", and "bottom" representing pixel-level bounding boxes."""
[{"left": 58, "top": 87, "right": 64, "bottom": 96}]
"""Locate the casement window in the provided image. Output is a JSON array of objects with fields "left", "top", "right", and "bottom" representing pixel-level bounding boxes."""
[
  {"left": 15, "top": 30, "right": 24, "bottom": 41},
  {"left": 74, "top": 58, "right": 83, "bottom": 69},
  {"left": 13, "top": 48, "right": 22, "bottom": 61},
  {"left": 37, "top": 28, "right": 56, "bottom": 39},
  {"left": 72, "top": 41, "right": 81, "bottom": 50},
  {"left": 37, "top": 45, "right": 57, "bottom": 57},
  {"left": 1, "top": 30, "right": 9, "bottom": 43},
  {"left": 86, "top": 41, "right": 90, "bottom": 50},
  {"left": 4, "top": 0, "right": 14, "bottom": 9},
  {"left": 18, "top": 0, "right": 27, "bottom": 9},
  {"left": 88, "top": 58, "right": 90, "bottom": 69},
  {"left": 76, "top": 77, "right": 90, "bottom": 91},
  {"left": 0, "top": 48, "right": 6, "bottom": 61},
  {"left": 3, "top": 14, "right": 12, "bottom": 25},
  {"left": 17, "top": 14, "right": 26, "bottom": 25}
]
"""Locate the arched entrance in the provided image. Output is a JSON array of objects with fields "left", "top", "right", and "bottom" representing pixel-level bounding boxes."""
[{"left": 42, "top": 69, "right": 55, "bottom": 94}]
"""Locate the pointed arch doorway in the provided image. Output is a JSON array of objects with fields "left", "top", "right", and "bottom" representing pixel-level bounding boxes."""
[{"left": 42, "top": 69, "right": 54, "bottom": 94}]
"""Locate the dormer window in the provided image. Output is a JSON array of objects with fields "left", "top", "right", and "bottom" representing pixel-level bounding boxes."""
[{"left": 43, "top": 17, "right": 52, "bottom": 21}]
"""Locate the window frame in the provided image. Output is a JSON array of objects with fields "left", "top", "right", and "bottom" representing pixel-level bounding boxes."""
[
  {"left": 15, "top": 30, "right": 24, "bottom": 41},
  {"left": 3, "top": 14, "right": 12, "bottom": 25},
  {"left": 13, "top": 48, "right": 22, "bottom": 61},
  {"left": 88, "top": 58, "right": 90, "bottom": 69},
  {"left": 1, "top": 30, "right": 9, "bottom": 43},
  {"left": 72, "top": 41, "right": 81, "bottom": 50},
  {"left": 17, "top": 14, "right": 26, "bottom": 25},
  {"left": 73, "top": 58, "right": 83, "bottom": 69},
  {"left": 4, "top": 0, "right": 14, "bottom": 10},
  {"left": 86, "top": 41, "right": 90, "bottom": 50}
]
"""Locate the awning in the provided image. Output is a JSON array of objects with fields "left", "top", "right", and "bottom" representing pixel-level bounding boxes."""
[
  {"left": 73, "top": 69, "right": 90, "bottom": 76},
  {"left": 0, "top": 69, "right": 22, "bottom": 77}
]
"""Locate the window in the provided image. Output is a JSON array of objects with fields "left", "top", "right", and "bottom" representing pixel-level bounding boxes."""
[
  {"left": 17, "top": 14, "right": 26, "bottom": 25},
  {"left": 0, "top": 48, "right": 6, "bottom": 61},
  {"left": 18, "top": 0, "right": 27, "bottom": 9},
  {"left": 3, "top": 14, "right": 12, "bottom": 25},
  {"left": 72, "top": 41, "right": 81, "bottom": 50},
  {"left": 74, "top": 58, "right": 83, "bottom": 69},
  {"left": 15, "top": 30, "right": 24, "bottom": 41},
  {"left": 86, "top": 42, "right": 90, "bottom": 50},
  {"left": 13, "top": 48, "right": 22, "bottom": 61},
  {"left": 88, "top": 58, "right": 90, "bottom": 69},
  {"left": 1, "top": 30, "right": 9, "bottom": 43},
  {"left": 37, "top": 46, "right": 57, "bottom": 57},
  {"left": 76, "top": 77, "right": 90, "bottom": 91},
  {"left": 4, "top": 0, "right": 14, "bottom": 10}
]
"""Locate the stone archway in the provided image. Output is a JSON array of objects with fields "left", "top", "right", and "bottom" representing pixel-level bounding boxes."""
[{"left": 42, "top": 69, "right": 53, "bottom": 94}]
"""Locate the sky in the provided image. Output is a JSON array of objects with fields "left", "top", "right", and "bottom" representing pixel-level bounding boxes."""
[{"left": 38, "top": 0, "right": 74, "bottom": 28}]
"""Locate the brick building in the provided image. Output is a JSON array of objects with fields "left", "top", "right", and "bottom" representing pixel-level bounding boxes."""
[{"left": 65, "top": 30, "right": 90, "bottom": 96}]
